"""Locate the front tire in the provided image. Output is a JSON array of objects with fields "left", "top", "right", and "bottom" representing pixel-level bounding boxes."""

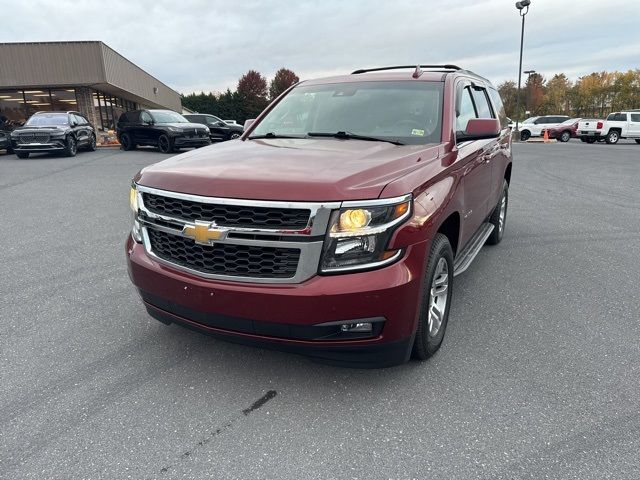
[
  {"left": 487, "top": 180, "right": 508, "bottom": 245},
  {"left": 16, "top": 151, "right": 29, "bottom": 159},
  {"left": 560, "top": 131, "right": 571, "bottom": 142},
  {"left": 412, "top": 233, "right": 454, "bottom": 360},
  {"left": 635, "top": 139, "right": 640, "bottom": 144},
  {"left": 64, "top": 136, "right": 77, "bottom": 157},
  {"left": 606, "top": 130, "right": 620, "bottom": 144},
  {"left": 158, "top": 134, "right": 172, "bottom": 153},
  {"left": 520, "top": 130, "right": 531, "bottom": 141}
]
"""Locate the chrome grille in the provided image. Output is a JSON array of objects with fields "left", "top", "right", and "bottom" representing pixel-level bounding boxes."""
[
  {"left": 18, "top": 132, "right": 50, "bottom": 144},
  {"left": 142, "top": 193, "right": 311, "bottom": 229},
  {"left": 148, "top": 229, "right": 300, "bottom": 278}
]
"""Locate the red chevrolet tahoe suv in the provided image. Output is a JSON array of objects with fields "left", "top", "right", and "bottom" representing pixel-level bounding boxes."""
[{"left": 126, "top": 64, "right": 512, "bottom": 368}]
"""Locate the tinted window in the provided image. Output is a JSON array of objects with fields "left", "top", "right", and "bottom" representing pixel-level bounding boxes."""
[
  {"left": 141, "top": 111, "right": 153, "bottom": 124},
  {"left": 456, "top": 87, "right": 477, "bottom": 133},
  {"left": 630, "top": 114, "right": 640, "bottom": 122},
  {"left": 71, "top": 114, "right": 84, "bottom": 125},
  {"left": 252, "top": 81, "right": 444, "bottom": 145},
  {"left": 607, "top": 113, "right": 627, "bottom": 121},
  {"left": 487, "top": 88, "right": 508, "bottom": 127},
  {"left": 471, "top": 88, "right": 493, "bottom": 119}
]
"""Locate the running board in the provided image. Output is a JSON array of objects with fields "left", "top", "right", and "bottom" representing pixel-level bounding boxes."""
[{"left": 453, "top": 223, "right": 494, "bottom": 276}]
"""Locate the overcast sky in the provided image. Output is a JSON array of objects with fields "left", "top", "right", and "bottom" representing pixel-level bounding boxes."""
[{"left": 2, "top": 0, "right": 639, "bottom": 94}]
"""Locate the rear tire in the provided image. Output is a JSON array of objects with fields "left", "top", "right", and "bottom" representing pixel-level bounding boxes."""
[
  {"left": 605, "top": 130, "right": 620, "bottom": 144},
  {"left": 559, "top": 131, "right": 571, "bottom": 142},
  {"left": 16, "top": 151, "right": 29, "bottom": 159},
  {"left": 158, "top": 134, "right": 172, "bottom": 153},
  {"left": 487, "top": 180, "right": 508, "bottom": 245},
  {"left": 120, "top": 133, "right": 136, "bottom": 151},
  {"left": 520, "top": 130, "right": 531, "bottom": 141},
  {"left": 635, "top": 139, "right": 640, "bottom": 144},
  {"left": 87, "top": 133, "right": 97, "bottom": 151},
  {"left": 64, "top": 136, "right": 77, "bottom": 157},
  {"left": 412, "top": 233, "right": 454, "bottom": 360}
]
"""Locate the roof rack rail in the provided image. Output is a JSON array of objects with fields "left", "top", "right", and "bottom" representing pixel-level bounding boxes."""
[{"left": 352, "top": 64, "right": 462, "bottom": 74}]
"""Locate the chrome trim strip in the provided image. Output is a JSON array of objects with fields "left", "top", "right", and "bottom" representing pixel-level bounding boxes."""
[{"left": 341, "top": 194, "right": 412, "bottom": 208}]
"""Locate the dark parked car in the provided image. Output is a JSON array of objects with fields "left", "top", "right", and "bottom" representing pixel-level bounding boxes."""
[
  {"left": 0, "top": 130, "right": 12, "bottom": 153},
  {"left": 183, "top": 114, "right": 243, "bottom": 141},
  {"left": 117, "top": 110, "right": 211, "bottom": 153},
  {"left": 542, "top": 118, "right": 581, "bottom": 142},
  {"left": 10, "top": 111, "right": 96, "bottom": 158}
]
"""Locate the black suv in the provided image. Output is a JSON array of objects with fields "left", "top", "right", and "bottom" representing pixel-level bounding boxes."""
[
  {"left": 11, "top": 111, "right": 96, "bottom": 158},
  {"left": 117, "top": 109, "right": 211, "bottom": 153},
  {"left": 183, "top": 113, "right": 243, "bottom": 141},
  {"left": 0, "top": 130, "right": 12, "bottom": 154}
]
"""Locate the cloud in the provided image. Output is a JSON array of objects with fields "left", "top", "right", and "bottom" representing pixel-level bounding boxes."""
[{"left": 1, "top": 0, "right": 638, "bottom": 93}]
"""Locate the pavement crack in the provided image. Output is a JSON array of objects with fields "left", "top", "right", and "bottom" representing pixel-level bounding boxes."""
[{"left": 159, "top": 390, "right": 277, "bottom": 475}]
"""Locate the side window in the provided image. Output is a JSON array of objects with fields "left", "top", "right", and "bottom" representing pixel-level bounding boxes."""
[
  {"left": 487, "top": 88, "right": 508, "bottom": 127},
  {"left": 630, "top": 114, "right": 640, "bottom": 122},
  {"left": 617, "top": 113, "right": 628, "bottom": 121},
  {"left": 533, "top": 118, "right": 544, "bottom": 124},
  {"left": 71, "top": 114, "right": 83, "bottom": 125},
  {"left": 471, "top": 88, "right": 493, "bottom": 119},
  {"left": 140, "top": 111, "right": 152, "bottom": 124},
  {"left": 456, "top": 87, "right": 477, "bottom": 133}
]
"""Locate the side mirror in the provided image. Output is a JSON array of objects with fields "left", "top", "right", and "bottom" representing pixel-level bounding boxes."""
[
  {"left": 216, "top": 121, "right": 226, "bottom": 127},
  {"left": 244, "top": 119, "right": 256, "bottom": 130},
  {"left": 458, "top": 118, "right": 501, "bottom": 142}
]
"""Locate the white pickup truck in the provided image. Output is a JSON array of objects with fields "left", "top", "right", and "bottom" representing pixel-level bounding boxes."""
[{"left": 578, "top": 111, "right": 640, "bottom": 144}]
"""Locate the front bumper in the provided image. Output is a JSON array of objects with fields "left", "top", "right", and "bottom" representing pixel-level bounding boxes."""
[
  {"left": 126, "top": 235, "right": 428, "bottom": 367},
  {"left": 173, "top": 136, "right": 211, "bottom": 147},
  {"left": 12, "top": 140, "right": 66, "bottom": 152}
]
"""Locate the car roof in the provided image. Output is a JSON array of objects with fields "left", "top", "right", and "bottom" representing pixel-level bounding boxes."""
[{"left": 299, "top": 67, "right": 494, "bottom": 88}]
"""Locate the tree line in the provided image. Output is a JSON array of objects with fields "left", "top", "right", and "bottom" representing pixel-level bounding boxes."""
[
  {"left": 181, "top": 68, "right": 299, "bottom": 123},
  {"left": 498, "top": 69, "right": 640, "bottom": 120}
]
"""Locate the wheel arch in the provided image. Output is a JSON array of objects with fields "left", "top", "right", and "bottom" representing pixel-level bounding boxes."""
[
  {"left": 436, "top": 211, "right": 460, "bottom": 257},
  {"left": 504, "top": 163, "right": 512, "bottom": 185}
]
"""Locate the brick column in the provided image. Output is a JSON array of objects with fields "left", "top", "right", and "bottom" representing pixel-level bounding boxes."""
[{"left": 75, "top": 87, "right": 99, "bottom": 127}]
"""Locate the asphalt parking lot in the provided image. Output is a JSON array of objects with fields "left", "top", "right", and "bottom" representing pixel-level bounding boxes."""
[{"left": 1, "top": 140, "right": 639, "bottom": 479}]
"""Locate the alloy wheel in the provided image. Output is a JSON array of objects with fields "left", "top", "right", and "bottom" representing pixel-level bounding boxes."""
[{"left": 428, "top": 257, "right": 449, "bottom": 337}]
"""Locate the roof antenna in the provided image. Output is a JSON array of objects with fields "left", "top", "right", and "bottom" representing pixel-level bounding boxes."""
[{"left": 412, "top": 65, "right": 423, "bottom": 79}]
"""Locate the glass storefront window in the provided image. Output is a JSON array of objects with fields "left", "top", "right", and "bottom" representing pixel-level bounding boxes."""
[
  {"left": 0, "top": 90, "right": 26, "bottom": 129},
  {"left": 23, "top": 89, "right": 51, "bottom": 118},
  {"left": 50, "top": 89, "right": 77, "bottom": 111}
]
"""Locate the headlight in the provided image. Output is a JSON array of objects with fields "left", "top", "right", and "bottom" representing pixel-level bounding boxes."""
[
  {"left": 129, "top": 184, "right": 142, "bottom": 243},
  {"left": 320, "top": 196, "right": 411, "bottom": 273},
  {"left": 167, "top": 126, "right": 182, "bottom": 132}
]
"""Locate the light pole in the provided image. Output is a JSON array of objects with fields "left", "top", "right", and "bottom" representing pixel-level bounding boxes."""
[
  {"left": 514, "top": 0, "right": 531, "bottom": 140},
  {"left": 523, "top": 69, "right": 536, "bottom": 115}
]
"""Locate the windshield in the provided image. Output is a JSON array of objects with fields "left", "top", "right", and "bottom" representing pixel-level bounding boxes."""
[
  {"left": 150, "top": 111, "right": 189, "bottom": 123},
  {"left": 25, "top": 113, "right": 69, "bottom": 126},
  {"left": 251, "top": 81, "right": 444, "bottom": 145}
]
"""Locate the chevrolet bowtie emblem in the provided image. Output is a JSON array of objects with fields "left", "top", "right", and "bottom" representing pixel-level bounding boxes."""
[{"left": 182, "top": 221, "right": 227, "bottom": 244}]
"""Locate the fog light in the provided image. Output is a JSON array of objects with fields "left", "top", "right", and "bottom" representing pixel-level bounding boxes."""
[
  {"left": 132, "top": 218, "right": 142, "bottom": 243},
  {"left": 340, "top": 322, "right": 373, "bottom": 333}
]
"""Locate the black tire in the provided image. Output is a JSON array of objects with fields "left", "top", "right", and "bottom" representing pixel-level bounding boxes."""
[
  {"left": 487, "top": 180, "right": 508, "bottom": 245},
  {"left": 16, "top": 151, "right": 29, "bottom": 159},
  {"left": 559, "top": 131, "right": 571, "bottom": 143},
  {"left": 158, "top": 134, "right": 172, "bottom": 153},
  {"left": 87, "top": 133, "right": 97, "bottom": 151},
  {"left": 6, "top": 145, "right": 13, "bottom": 154},
  {"left": 605, "top": 130, "right": 620, "bottom": 144},
  {"left": 586, "top": 138, "right": 596, "bottom": 144},
  {"left": 64, "top": 136, "right": 77, "bottom": 157},
  {"left": 412, "top": 233, "right": 454, "bottom": 360},
  {"left": 580, "top": 137, "right": 586, "bottom": 142},
  {"left": 635, "top": 139, "right": 640, "bottom": 144},
  {"left": 120, "top": 133, "right": 136, "bottom": 151},
  {"left": 520, "top": 130, "right": 531, "bottom": 141}
]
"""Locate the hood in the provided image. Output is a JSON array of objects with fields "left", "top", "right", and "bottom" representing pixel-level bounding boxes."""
[
  {"left": 13, "top": 125, "right": 68, "bottom": 133},
  {"left": 136, "top": 138, "right": 440, "bottom": 201},
  {"left": 161, "top": 122, "right": 206, "bottom": 130}
]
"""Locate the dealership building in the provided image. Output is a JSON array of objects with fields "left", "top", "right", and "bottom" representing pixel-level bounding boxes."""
[{"left": 0, "top": 41, "right": 182, "bottom": 138}]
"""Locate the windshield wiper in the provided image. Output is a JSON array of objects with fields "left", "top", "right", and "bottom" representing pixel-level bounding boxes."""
[
  {"left": 248, "top": 132, "right": 306, "bottom": 140},
  {"left": 307, "top": 131, "right": 404, "bottom": 146}
]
